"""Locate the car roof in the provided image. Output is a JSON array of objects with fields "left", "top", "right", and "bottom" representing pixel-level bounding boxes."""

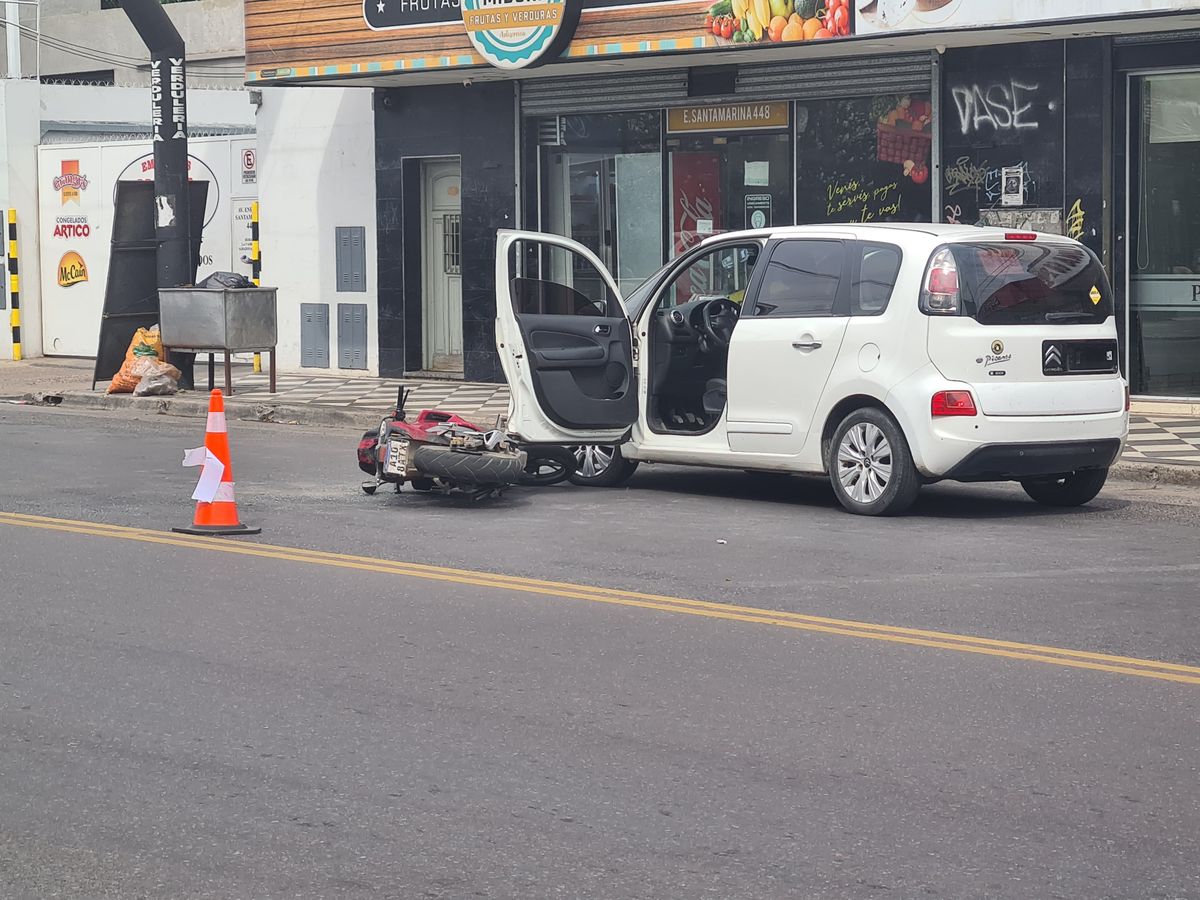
[{"left": 700, "top": 223, "right": 1080, "bottom": 247}]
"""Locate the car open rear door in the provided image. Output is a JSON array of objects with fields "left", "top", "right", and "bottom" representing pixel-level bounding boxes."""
[{"left": 495, "top": 230, "right": 638, "bottom": 444}]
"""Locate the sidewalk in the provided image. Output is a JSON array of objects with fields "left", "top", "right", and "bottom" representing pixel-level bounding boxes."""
[
  {"left": 3, "top": 357, "right": 1200, "bottom": 475},
  {"left": 0, "top": 357, "right": 510, "bottom": 426}
]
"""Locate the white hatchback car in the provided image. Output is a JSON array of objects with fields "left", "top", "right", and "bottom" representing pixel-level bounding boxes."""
[{"left": 495, "top": 225, "right": 1128, "bottom": 515}]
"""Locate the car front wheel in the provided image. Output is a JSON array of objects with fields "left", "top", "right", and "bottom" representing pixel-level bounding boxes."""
[
  {"left": 829, "top": 408, "right": 921, "bottom": 516},
  {"left": 567, "top": 444, "right": 639, "bottom": 487},
  {"left": 1021, "top": 468, "right": 1109, "bottom": 507}
]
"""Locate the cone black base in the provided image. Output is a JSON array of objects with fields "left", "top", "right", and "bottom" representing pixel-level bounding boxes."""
[{"left": 172, "top": 523, "right": 261, "bottom": 536}]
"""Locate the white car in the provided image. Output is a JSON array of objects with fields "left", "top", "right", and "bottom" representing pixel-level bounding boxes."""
[{"left": 495, "top": 225, "right": 1128, "bottom": 516}]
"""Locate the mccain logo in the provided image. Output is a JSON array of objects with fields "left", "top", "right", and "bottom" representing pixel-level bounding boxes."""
[{"left": 57, "top": 251, "right": 89, "bottom": 288}]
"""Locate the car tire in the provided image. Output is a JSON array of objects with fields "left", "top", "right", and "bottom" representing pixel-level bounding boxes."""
[
  {"left": 567, "top": 444, "right": 639, "bottom": 487},
  {"left": 1021, "top": 468, "right": 1108, "bottom": 507},
  {"left": 828, "top": 408, "right": 921, "bottom": 516},
  {"left": 410, "top": 445, "right": 526, "bottom": 487}
]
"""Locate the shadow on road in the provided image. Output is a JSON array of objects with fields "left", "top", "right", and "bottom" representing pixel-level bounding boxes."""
[{"left": 593, "top": 466, "right": 1132, "bottom": 520}]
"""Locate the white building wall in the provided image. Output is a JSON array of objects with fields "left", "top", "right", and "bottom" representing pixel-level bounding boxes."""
[
  {"left": 257, "top": 87, "right": 378, "bottom": 376},
  {"left": 38, "top": 134, "right": 257, "bottom": 358},
  {"left": 0, "top": 80, "right": 43, "bottom": 360}
]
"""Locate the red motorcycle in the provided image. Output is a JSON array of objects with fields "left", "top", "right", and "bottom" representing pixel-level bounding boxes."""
[{"left": 357, "top": 389, "right": 574, "bottom": 500}]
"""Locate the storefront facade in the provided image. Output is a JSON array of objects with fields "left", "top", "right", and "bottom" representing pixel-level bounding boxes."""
[{"left": 246, "top": 0, "right": 1200, "bottom": 393}]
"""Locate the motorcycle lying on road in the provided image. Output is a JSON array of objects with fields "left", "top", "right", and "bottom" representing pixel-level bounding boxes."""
[{"left": 356, "top": 388, "right": 577, "bottom": 500}]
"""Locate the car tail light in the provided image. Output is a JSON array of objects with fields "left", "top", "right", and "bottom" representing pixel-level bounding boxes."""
[
  {"left": 1004, "top": 232, "right": 1037, "bottom": 241},
  {"left": 1125, "top": 385, "right": 1130, "bottom": 412},
  {"left": 931, "top": 390, "right": 977, "bottom": 417},
  {"left": 920, "top": 248, "right": 960, "bottom": 316}
]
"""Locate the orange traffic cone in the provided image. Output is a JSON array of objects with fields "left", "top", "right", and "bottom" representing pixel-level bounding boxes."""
[{"left": 174, "top": 389, "right": 261, "bottom": 536}]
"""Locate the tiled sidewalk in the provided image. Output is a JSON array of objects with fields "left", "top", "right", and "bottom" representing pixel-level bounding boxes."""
[
  {"left": 1126, "top": 416, "right": 1200, "bottom": 465},
  {"left": 222, "top": 372, "right": 511, "bottom": 423}
]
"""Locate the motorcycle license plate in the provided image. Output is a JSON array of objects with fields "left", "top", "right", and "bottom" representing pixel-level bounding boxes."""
[{"left": 384, "top": 439, "right": 409, "bottom": 476}]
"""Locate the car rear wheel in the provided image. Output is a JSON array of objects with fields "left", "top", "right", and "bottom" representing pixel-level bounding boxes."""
[
  {"left": 567, "top": 444, "right": 639, "bottom": 487},
  {"left": 829, "top": 408, "right": 921, "bottom": 516},
  {"left": 1021, "top": 468, "right": 1108, "bottom": 507}
]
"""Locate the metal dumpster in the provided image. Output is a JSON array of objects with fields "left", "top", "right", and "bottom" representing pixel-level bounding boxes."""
[{"left": 159, "top": 286, "right": 278, "bottom": 395}]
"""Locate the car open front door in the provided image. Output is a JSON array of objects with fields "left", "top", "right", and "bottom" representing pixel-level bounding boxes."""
[{"left": 495, "top": 230, "right": 638, "bottom": 444}]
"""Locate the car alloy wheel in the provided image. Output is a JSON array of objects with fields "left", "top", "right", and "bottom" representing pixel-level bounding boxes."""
[
  {"left": 836, "top": 422, "right": 893, "bottom": 505},
  {"left": 573, "top": 444, "right": 615, "bottom": 479},
  {"left": 567, "top": 444, "right": 639, "bottom": 487}
]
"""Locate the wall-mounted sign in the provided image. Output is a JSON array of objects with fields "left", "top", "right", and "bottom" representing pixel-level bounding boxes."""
[
  {"left": 52, "top": 160, "right": 88, "bottom": 206},
  {"left": 667, "top": 103, "right": 790, "bottom": 134},
  {"left": 365, "top": 0, "right": 462, "bottom": 29},
  {"left": 745, "top": 194, "right": 772, "bottom": 229},
  {"left": 241, "top": 148, "right": 257, "bottom": 185},
  {"left": 857, "top": 0, "right": 1199, "bottom": 34},
  {"left": 301, "top": 0, "right": 848, "bottom": 79},
  {"left": 1000, "top": 165, "right": 1025, "bottom": 207},
  {"left": 57, "top": 251, "right": 89, "bottom": 288},
  {"left": 459, "top": 0, "right": 580, "bottom": 69}
]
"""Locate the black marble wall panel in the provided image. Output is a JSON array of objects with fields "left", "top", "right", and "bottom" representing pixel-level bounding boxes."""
[
  {"left": 940, "top": 41, "right": 1065, "bottom": 226},
  {"left": 374, "top": 82, "right": 516, "bottom": 381},
  {"left": 1064, "top": 38, "right": 1108, "bottom": 262}
]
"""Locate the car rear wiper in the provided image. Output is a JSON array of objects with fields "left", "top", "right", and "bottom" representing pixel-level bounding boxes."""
[{"left": 1044, "top": 311, "right": 1095, "bottom": 322}]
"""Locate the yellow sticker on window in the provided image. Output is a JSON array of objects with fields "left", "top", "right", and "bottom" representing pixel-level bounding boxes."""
[{"left": 1089, "top": 286, "right": 1102, "bottom": 305}]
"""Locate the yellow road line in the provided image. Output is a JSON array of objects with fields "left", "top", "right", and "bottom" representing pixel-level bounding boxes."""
[{"left": 1, "top": 510, "right": 1197, "bottom": 686}]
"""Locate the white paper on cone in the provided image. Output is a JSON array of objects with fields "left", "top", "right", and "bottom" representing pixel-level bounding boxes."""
[{"left": 182, "top": 447, "right": 225, "bottom": 503}]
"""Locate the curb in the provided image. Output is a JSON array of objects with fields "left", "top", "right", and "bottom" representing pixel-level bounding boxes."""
[
  {"left": 16, "top": 390, "right": 372, "bottom": 429},
  {"left": 1109, "top": 460, "right": 1200, "bottom": 487}
]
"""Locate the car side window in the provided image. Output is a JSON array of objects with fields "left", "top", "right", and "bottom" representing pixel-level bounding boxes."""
[
  {"left": 751, "top": 240, "right": 846, "bottom": 318},
  {"left": 851, "top": 243, "right": 902, "bottom": 316},
  {"left": 658, "top": 244, "right": 762, "bottom": 310},
  {"left": 508, "top": 240, "right": 615, "bottom": 317}
]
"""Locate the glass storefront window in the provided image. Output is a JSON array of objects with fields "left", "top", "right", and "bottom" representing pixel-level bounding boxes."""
[
  {"left": 1130, "top": 73, "right": 1200, "bottom": 397},
  {"left": 795, "top": 93, "right": 933, "bottom": 225},
  {"left": 539, "top": 112, "right": 663, "bottom": 296},
  {"left": 668, "top": 131, "right": 792, "bottom": 258}
]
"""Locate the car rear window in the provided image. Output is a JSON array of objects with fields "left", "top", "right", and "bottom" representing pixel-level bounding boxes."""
[{"left": 948, "top": 242, "right": 1114, "bottom": 326}]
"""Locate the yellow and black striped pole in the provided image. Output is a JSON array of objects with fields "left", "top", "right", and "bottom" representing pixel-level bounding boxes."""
[
  {"left": 251, "top": 200, "right": 261, "bottom": 373},
  {"left": 7, "top": 209, "right": 21, "bottom": 361}
]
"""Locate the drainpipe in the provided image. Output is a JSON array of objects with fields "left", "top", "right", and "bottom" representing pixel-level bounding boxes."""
[{"left": 118, "top": 0, "right": 195, "bottom": 385}]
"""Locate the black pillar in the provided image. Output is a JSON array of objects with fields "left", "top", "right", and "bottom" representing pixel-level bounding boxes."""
[{"left": 118, "top": 0, "right": 196, "bottom": 387}]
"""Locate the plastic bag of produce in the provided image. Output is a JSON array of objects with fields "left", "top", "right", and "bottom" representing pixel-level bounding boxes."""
[
  {"left": 129, "top": 357, "right": 182, "bottom": 381},
  {"left": 106, "top": 326, "right": 166, "bottom": 394}
]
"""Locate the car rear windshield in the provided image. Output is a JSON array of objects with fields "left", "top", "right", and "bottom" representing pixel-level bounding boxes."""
[{"left": 948, "top": 242, "right": 1114, "bottom": 326}]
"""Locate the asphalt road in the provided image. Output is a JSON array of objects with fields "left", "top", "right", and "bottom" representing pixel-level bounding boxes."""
[{"left": 1, "top": 406, "right": 1198, "bottom": 899}]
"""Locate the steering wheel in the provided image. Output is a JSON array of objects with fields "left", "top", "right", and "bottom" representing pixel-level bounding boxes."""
[{"left": 700, "top": 298, "right": 739, "bottom": 352}]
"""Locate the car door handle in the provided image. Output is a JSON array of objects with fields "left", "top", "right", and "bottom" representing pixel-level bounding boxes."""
[
  {"left": 593, "top": 324, "right": 611, "bottom": 335},
  {"left": 792, "top": 340, "right": 822, "bottom": 350}
]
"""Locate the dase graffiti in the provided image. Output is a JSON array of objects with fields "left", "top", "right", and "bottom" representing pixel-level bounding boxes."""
[{"left": 951, "top": 80, "right": 1047, "bottom": 136}]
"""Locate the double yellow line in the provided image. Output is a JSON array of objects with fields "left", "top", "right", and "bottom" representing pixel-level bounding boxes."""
[{"left": 2, "top": 509, "right": 1198, "bottom": 686}]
